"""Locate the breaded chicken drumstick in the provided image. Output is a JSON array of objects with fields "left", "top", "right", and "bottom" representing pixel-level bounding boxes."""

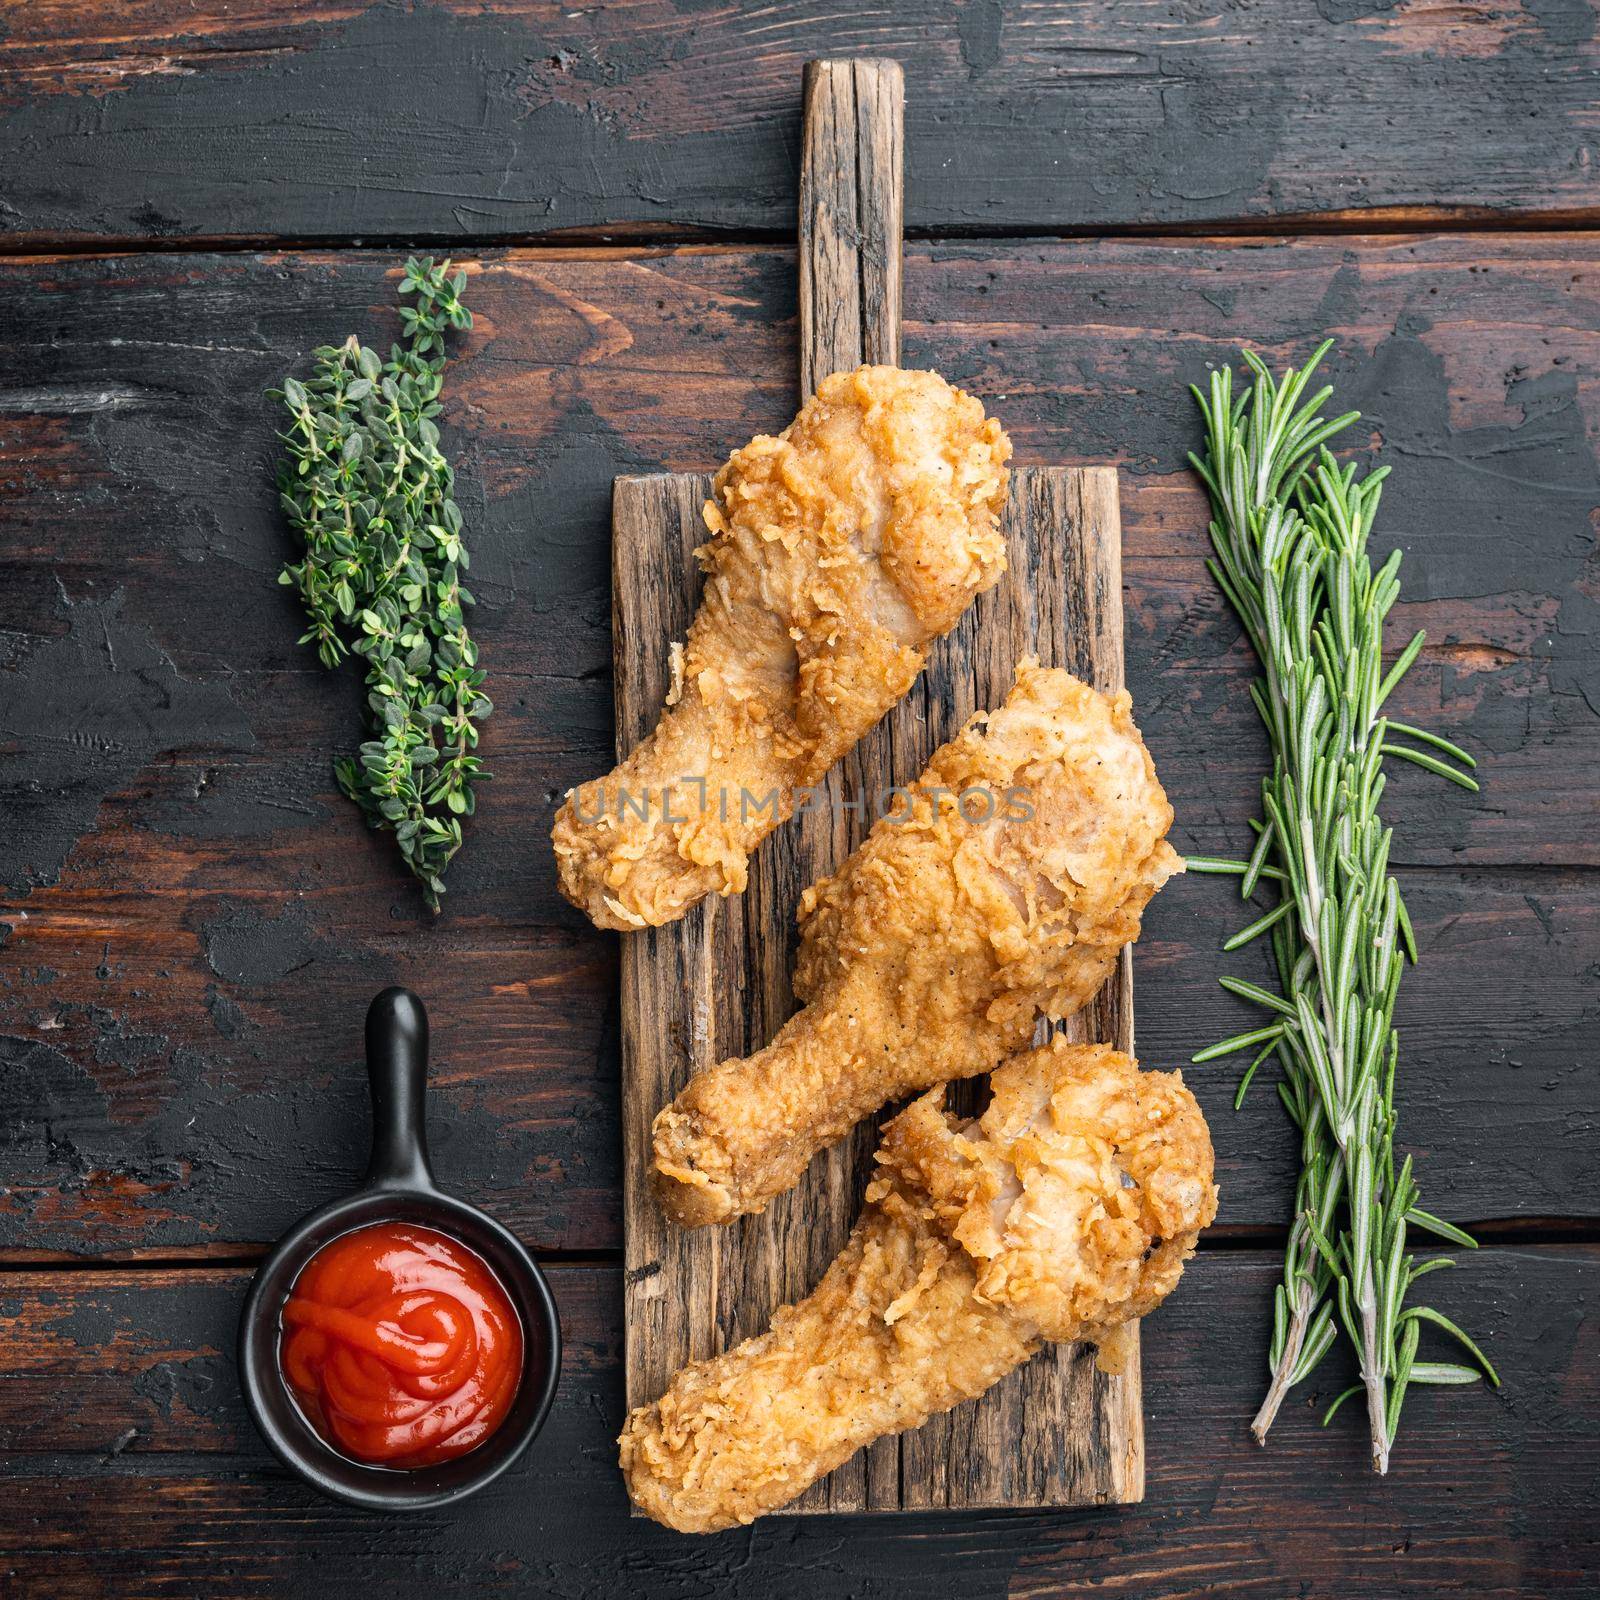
[
  {"left": 652, "top": 662, "right": 1183, "bottom": 1226},
  {"left": 553, "top": 366, "right": 1010, "bottom": 930},
  {"left": 622, "top": 1040, "right": 1217, "bottom": 1532}
]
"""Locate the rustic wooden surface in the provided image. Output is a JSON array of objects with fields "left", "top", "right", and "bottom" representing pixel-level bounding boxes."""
[
  {"left": 617, "top": 465, "right": 1143, "bottom": 1513},
  {"left": 618, "top": 58, "right": 1144, "bottom": 1514},
  {"left": 0, "top": 4, "right": 1597, "bottom": 1591},
  {"left": 2, "top": 1, "right": 1599, "bottom": 243},
  {"left": 798, "top": 58, "right": 903, "bottom": 395},
  {"left": 3, "top": 240, "right": 1595, "bottom": 1263},
  {"left": 0, "top": 1249, "right": 1593, "bottom": 1597}
]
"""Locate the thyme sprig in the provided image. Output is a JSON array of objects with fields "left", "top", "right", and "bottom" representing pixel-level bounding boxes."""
[
  {"left": 274, "top": 257, "right": 490, "bottom": 911},
  {"left": 1188, "top": 342, "right": 1498, "bottom": 1472}
]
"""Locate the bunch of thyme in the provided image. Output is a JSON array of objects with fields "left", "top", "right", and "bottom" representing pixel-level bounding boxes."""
[
  {"left": 1187, "top": 341, "right": 1498, "bottom": 1472},
  {"left": 274, "top": 257, "right": 490, "bottom": 911}
]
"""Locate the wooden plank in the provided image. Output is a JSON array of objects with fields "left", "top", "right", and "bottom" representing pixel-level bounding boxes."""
[
  {"left": 619, "top": 61, "right": 910, "bottom": 1512},
  {"left": 0, "top": 1249, "right": 1593, "bottom": 1595},
  {"left": 798, "top": 59, "right": 902, "bottom": 396},
  {"left": 2, "top": 3, "right": 1599, "bottom": 244},
  {"left": 617, "top": 465, "right": 1142, "bottom": 1512},
  {"left": 0, "top": 855, "right": 1589, "bottom": 1265},
  {"left": 2, "top": 237, "right": 1591, "bottom": 870},
  {"left": 2, "top": 865, "right": 1592, "bottom": 1261},
  {"left": 613, "top": 465, "right": 890, "bottom": 1515},
  {"left": 897, "top": 467, "right": 1142, "bottom": 1509},
  {"left": 1, "top": 239, "right": 1598, "bottom": 1260},
  {"left": 620, "top": 65, "right": 1141, "bottom": 1512}
]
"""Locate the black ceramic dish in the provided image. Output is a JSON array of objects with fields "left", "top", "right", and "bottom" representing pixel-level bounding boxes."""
[{"left": 238, "top": 987, "right": 561, "bottom": 1510}]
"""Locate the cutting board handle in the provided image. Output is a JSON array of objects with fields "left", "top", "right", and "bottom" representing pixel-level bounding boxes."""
[{"left": 798, "top": 59, "right": 904, "bottom": 400}]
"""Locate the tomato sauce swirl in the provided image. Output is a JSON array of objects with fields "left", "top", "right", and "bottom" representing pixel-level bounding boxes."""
[{"left": 280, "top": 1222, "right": 523, "bottom": 1468}]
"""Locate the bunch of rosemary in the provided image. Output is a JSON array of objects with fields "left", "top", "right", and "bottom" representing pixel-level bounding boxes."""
[
  {"left": 1187, "top": 342, "right": 1498, "bottom": 1472},
  {"left": 274, "top": 257, "right": 490, "bottom": 911}
]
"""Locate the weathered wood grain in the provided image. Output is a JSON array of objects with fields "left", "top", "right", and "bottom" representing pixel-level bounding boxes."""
[
  {"left": 0, "top": 1249, "right": 1591, "bottom": 1596},
  {"left": 2, "top": 2, "right": 1598, "bottom": 244},
  {"left": 619, "top": 62, "right": 1140, "bottom": 1510},
  {"left": 619, "top": 58, "right": 912, "bottom": 1511},
  {"left": 616, "top": 466, "right": 1142, "bottom": 1512},
  {"left": 0, "top": 19, "right": 1590, "bottom": 1584},
  {"left": 1, "top": 859, "right": 1590, "bottom": 1258},
  {"left": 610, "top": 473, "right": 899, "bottom": 1508},
  {"left": 1, "top": 240, "right": 1596, "bottom": 1258},
  {"left": 798, "top": 59, "right": 903, "bottom": 396},
  {"left": 2, "top": 239, "right": 1592, "bottom": 867},
  {"left": 901, "top": 474, "right": 1142, "bottom": 1510}
]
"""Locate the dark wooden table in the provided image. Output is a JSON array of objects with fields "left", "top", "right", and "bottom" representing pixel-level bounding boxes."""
[{"left": 1, "top": 5, "right": 1596, "bottom": 1596}]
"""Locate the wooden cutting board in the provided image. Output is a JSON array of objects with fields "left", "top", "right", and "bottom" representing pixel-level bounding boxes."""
[{"left": 614, "top": 59, "right": 1143, "bottom": 1513}]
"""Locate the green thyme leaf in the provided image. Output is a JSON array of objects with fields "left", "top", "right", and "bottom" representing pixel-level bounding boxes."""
[{"left": 272, "top": 258, "right": 488, "bottom": 912}]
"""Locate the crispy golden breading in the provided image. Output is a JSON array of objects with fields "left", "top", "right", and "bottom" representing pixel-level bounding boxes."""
[
  {"left": 652, "top": 663, "right": 1183, "bottom": 1226},
  {"left": 552, "top": 366, "right": 1010, "bottom": 931},
  {"left": 621, "top": 1041, "right": 1218, "bottom": 1533}
]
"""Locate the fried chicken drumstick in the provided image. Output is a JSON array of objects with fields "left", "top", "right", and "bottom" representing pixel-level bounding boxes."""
[
  {"left": 621, "top": 1040, "right": 1217, "bottom": 1532},
  {"left": 652, "top": 663, "right": 1182, "bottom": 1226},
  {"left": 553, "top": 366, "right": 1010, "bottom": 931}
]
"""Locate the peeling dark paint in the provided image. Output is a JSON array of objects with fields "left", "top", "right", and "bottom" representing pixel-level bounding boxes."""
[
  {"left": 198, "top": 900, "right": 318, "bottom": 988},
  {"left": 0, "top": 1253, "right": 1593, "bottom": 1594},
  {"left": 0, "top": 1035, "right": 113, "bottom": 1164},
  {"left": 0, "top": 586, "right": 253, "bottom": 892},
  {"left": 132, "top": 1352, "right": 226, "bottom": 1423},
  {"left": 956, "top": 0, "right": 1004, "bottom": 76},
  {"left": 468, "top": 399, "right": 658, "bottom": 624},
  {"left": 84, "top": 1007, "right": 168, "bottom": 1072},
  {"left": 1525, "top": 0, "right": 1597, "bottom": 49},
  {"left": 1332, "top": 317, "right": 1600, "bottom": 835},
  {"left": 201, "top": 984, "right": 249, "bottom": 1041},
  {"left": 0, "top": 1, "right": 1595, "bottom": 242}
]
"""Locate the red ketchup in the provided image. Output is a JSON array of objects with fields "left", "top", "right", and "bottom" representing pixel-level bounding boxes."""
[{"left": 280, "top": 1222, "right": 523, "bottom": 1468}]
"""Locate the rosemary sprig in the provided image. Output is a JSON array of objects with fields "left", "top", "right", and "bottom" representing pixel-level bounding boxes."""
[
  {"left": 1188, "top": 341, "right": 1498, "bottom": 1472},
  {"left": 274, "top": 257, "right": 490, "bottom": 911}
]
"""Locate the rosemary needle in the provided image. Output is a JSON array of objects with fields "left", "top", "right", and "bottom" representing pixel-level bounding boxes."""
[{"left": 1187, "top": 341, "right": 1498, "bottom": 1473}]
